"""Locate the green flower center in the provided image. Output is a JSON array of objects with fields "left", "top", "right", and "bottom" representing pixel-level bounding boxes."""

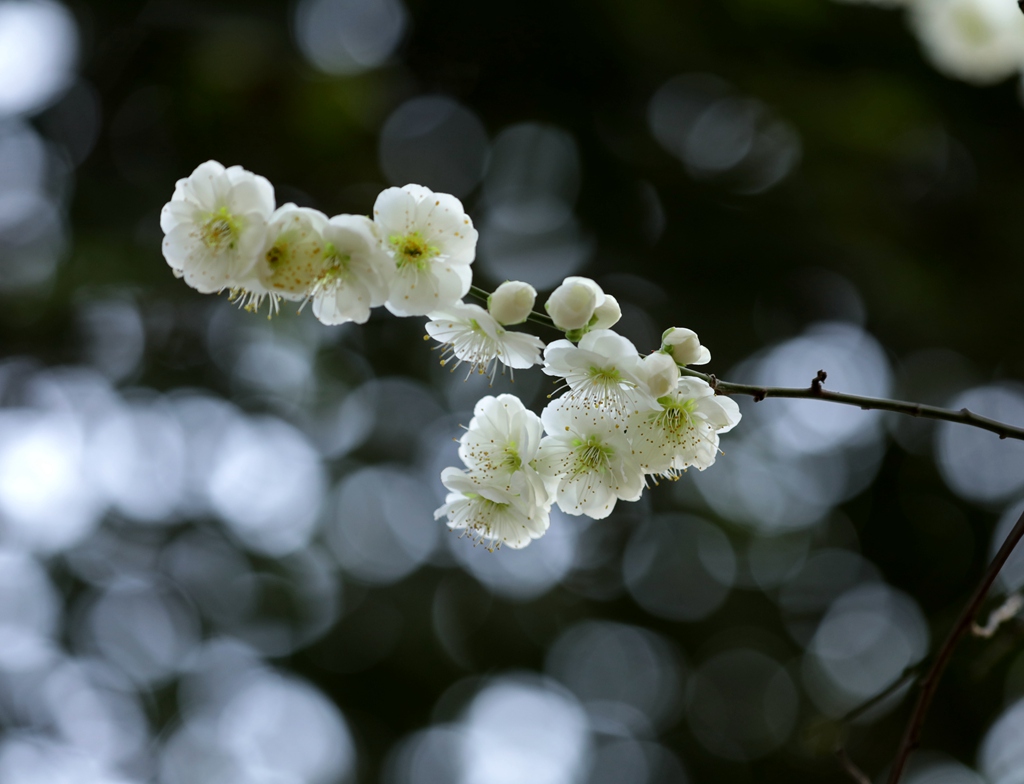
[
  {"left": 463, "top": 493, "right": 510, "bottom": 522},
  {"left": 390, "top": 231, "right": 439, "bottom": 270},
  {"left": 320, "top": 242, "right": 352, "bottom": 280},
  {"left": 572, "top": 435, "right": 613, "bottom": 474},
  {"left": 588, "top": 365, "right": 622, "bottom": 384},
  {"left": 500, "top": 442, "right": 522, "bottom": 471},
  {"left": 653, "top": 397, "right": 698, "bottom": 434},
  {"left": 201, "top": 207, "right": 241, "bottom": 251}
]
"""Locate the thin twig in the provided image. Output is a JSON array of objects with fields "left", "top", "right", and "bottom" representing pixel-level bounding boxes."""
[
  {"left": 837, "top": 747, "right": 874, "bottom": 784},
  {"left": 831, "top": 666, "right": 919, "bottom": 784},
  {"left": 679, "top": 367, "right": 1024, "bottom": 443},
  {"left": 467, "top": 285, "right": 490, "bottom": 305},
  {"left": 886, "top": 508, "right": 1024, "bottom": 784},
  {"left": 840, "top": 665, "right": 921, "bottom": 726},
  {"left": 471, "top": 285, "right": 1024, "bottom": 442}
]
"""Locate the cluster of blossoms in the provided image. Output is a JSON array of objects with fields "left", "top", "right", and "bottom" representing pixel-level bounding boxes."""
[{"left": 161, "top": 161, "right": 742, "bottom": 550}]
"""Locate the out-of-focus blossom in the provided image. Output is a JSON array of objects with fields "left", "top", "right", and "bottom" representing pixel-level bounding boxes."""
[{"left": 910, "top": 0, "right": 1024, "bottom": 84}]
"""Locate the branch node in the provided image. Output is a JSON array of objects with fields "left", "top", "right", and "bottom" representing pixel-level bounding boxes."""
[
  {"left": 811, "top": 369, "right": 827, "bottom": 395},
  {"left": 753, "top": 388, "right": 767, "bottom": 403}
]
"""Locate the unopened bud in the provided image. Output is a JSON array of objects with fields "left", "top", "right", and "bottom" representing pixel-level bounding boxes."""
[
  {"left": 641, "top": 352, "right": 680, "bottom": 398},
  {"left": 488, "top": 280, "right": 537, "bottom": 325},
  {"left": 661, "top": 327, "right": 711, "bottom": 366},
  {"left": 590, "top": 294, "right": 621, "bottom": 330},
  {"left": 545, "top": 276, "right": 605, "bottom": 331}
]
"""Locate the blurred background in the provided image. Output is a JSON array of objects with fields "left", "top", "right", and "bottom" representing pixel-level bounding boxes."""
[{"left": 3, "top": 0, "right": 1024, "bottom": 781}]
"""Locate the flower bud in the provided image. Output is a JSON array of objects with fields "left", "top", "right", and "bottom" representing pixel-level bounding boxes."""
[
  {"left": 488, "top": 280, "right": 537, "bottom": 326},
  {"left": 641, "top": 352, "right": 680, "bottom": 398},
  {"left": 661, "top": 327, "right": 711, "bottom": 366},
  {"left": 590, "top": 294, "right": 621, "bottom": 330},
  {"left": 545, "top": 276, "right": 605, "bottom": 331}
]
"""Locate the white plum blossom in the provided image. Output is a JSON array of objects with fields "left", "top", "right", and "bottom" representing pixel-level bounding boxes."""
[
  {"left": 158, "top": 163, "right": 748, "bottom": 539},
  {"left": 488, "top": 280, "right": 537, "bottom": 326},
  {"left": 661, "top": 327, "right": 711, "bottom": 366},
  {"left": 458, "top": 394, "right": 550, "bottom": 509},
  {"left": 250, "top": 204, "right": 330, "bottom": 304},
  {"left": 591, "top": 294, "right": 622, "bottom": 330},
  {"left": 311, "top": 214, "right": 393, "bottom": 325},
  {"left": 629, "top": 376, "right": 742, "bottom": 480},
  {"left": 160, "top": 160, "right": 275, "bottom": 293},
  {"left": 373, "top": 184, "right": 478, "bottom": 317},
  {"left": 543, "top": 329, "right": 657, "bottom": 413},
  {"left": 544, "top": 276, "right": 606, "bottom": 331},
  {"left": 426, "top": 302, "right": 545, "bottom": 379},
  {"left": 639, "top": 352, "right": 680, "bottom": 398},
  {"left": 434, "top": 467, "right": 548, "bottom": 549},
  {"left": 533, "top": 398, "right": 645, "bottom": 519},
  {"left": 909, "top": 0, "right": 1024, "bottom": 85}
]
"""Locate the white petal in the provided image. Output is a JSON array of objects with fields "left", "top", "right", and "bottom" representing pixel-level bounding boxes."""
[
  {"left": 162, "top": 223, "right": 196, "bottom": 271},
  {"left": 312, "top": 279, "right": 373, "bottom": 325},
  {"left": 160, "top": 199, "right": 197, "bottom": 233},
  {"left": 373, "top": 187, "right": 418, "bottom": 237},
  {"left": 498, "top": 331, "right": 545, "bottom": 370},
  {"left": 182, "top": 160, "right": 226, "bottom": 206}
]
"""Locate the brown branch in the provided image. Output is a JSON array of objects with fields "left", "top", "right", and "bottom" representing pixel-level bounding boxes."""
[
  {"left": 831, "top": 666, "right": 919, "bottom": 784},
  {"left": 678, "top": 367, "right": 1024, "bottom": 443},
  {"left": 839, "top": 665, "right": 920, "bottom": 726},
  {"left": 837, "top": 747, "right": 873, "bottom": 784},
  {"left": 886, "top": 508, "right": 1024, "bottom": 784}
]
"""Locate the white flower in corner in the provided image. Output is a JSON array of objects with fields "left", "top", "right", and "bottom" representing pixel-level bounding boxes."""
[
  {"left": 533, "top": 398, "right": 644, "bottom": 519},
  {"left": 543, "top": 329, "right": 656, "bottom": 413},
  {"left": 373, "top": 184, "right": 478, "bottom": 317},
  {"left": 311, "top": 214, "right": 393, "bottom": 325},
  {"left": 160, "top": 160, "right": 275, "bottom": 293},
  {"left": 629, "top": 376, "right": 742, "bottom": 480},
  {"left": 426, "top": 302, "right": 545, "bottom": 379},
  {"left": 910, "top": 0, "right": 1024, "bottom": 85},
  {"left": 458, "top": 394, "right": 550, "bottom": 509},
  {"left": 434, "top": 467, "right": 549, "bottom": 550}
]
